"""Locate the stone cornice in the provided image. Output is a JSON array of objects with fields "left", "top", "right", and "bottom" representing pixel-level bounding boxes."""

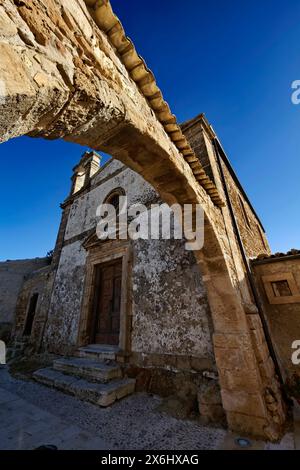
[
  {"left": 84, "top": 0, "right": 224, "bottom": 207},
  {"left": 252, "top": 251, "right": 300, "bottom": 265}
]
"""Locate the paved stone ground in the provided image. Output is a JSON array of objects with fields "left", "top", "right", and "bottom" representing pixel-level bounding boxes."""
[
  {"left": 0, "top": 390, "right": 108, "bottom": 450},
  {"left": 0, "top": 366, "right": 296, "bottom": 450},
  {"left": 0, "top": 367, "right": 226, "bottom": 450}
]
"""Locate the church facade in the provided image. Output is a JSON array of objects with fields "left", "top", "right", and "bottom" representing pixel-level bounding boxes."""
[{"left": 13, "top": 116, "right": 270, "bottom": 356}]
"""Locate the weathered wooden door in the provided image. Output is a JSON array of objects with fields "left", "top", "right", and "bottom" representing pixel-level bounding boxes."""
[{"left": 92, "top": 259, "right": 122, "bottom": 345}]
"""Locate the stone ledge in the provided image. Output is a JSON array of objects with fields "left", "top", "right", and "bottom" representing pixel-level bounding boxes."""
[{"left": 128, "top": 351, "right": 216, "bottom": 373}]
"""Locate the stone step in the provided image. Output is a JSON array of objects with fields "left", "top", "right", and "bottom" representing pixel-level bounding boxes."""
[
  {"left": 76, "top": 344, "right": 119, "bottom": 362},
  {"left": 53, "top": 357, "right": 122, "bottom": 383},
  {"left": 33, "top": 368, "right": 136, "bottom": 407}
]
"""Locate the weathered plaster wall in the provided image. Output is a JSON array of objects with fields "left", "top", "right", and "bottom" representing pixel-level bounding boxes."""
[
  {"left": 131, "top": 238, "right": 214, "bottom": 358},
  {"left": 0, "top": 258, "right": 48, "bottom": 340},
  {"left": 44, "top": 241, "right": 87, "bottom": 354},
  {"left": 64, "top": 160, "right": 157, "bottom": 241}
]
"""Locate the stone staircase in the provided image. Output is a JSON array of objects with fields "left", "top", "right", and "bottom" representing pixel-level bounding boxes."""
[{"left": 33, "top": 344, "right": 135, "bottom": 407}]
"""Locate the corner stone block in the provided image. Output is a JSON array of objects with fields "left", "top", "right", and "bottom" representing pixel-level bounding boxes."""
[
  {"left": 214, "top": 344, "right": 257, "bottom": 372},
  {"left": 221, "top": 389, "right": 267, "bottom": 418},
  {"left": 218, "top": 368, "right": 262, "bottom": 393},
  {"left": 213, "top": 332, "right": 251, "bottom": 349},
  {"left": 250, "top": 324, "right": 267, "bottom": 347},
  {"left": 247, "top": 314, "right": 263, "bottom": 331},
  {"left": 253, "top": 339, "right": 270, "bottom": 365},
  {"left": 226, "top": 411, "right": 269, "bottom": 438},
  {"left": 259, "top": 356, "right": 276, "bottom": 381}
]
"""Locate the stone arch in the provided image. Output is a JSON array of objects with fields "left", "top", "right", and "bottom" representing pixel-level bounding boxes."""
[{"left": 0, "top": 0, "right": 285, "bottom": 439}]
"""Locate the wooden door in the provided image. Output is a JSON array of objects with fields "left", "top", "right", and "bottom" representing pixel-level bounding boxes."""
[{"left": 92, "top": 259, "right": 122, "bottom": 345}]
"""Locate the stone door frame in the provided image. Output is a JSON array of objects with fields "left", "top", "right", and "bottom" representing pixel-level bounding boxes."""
[{"left": 77, "top": 237, "right": 132, "bottom": 353}]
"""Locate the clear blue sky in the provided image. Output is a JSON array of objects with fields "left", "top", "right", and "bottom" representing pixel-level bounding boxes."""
[{"left": 0, "top": 0, "right": 299, "bottom": 261}]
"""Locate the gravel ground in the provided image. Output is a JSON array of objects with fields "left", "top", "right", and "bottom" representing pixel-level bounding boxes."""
[{"left": 0, "top": 367, "right": 226, "bottom": 450}]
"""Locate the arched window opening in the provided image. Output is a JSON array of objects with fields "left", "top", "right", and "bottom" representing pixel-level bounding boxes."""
[
  {"left": 102, "top": 188, "right": 126, "bottom": 238},
  {"left": 107, "top": 193, "right": 121, "bottom": 214},
  {"left": 104, "top": 188, "right": 125, "bottom": 212}
]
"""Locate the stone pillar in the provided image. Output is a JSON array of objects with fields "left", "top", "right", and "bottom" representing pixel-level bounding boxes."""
[
  {"left": 196, "top": 229, "right": 285, "bottom": 440},
  {"left": 85, "top": 151, "right": 101, "bottom": 179}
]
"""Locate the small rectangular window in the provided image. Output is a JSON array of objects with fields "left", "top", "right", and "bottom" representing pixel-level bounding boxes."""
[{"left": 271, "top": 280, "right": 292, "bottom": 297}]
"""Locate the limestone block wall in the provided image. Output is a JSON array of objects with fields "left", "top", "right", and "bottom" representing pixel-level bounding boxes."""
[
  {"left": 220, "top": 162, "right": 270, "bottom": 259},
  {"left": 252, "top": 254, "right": 300, "bottom": 381},
  {"left": 13, "top": 265, "right": 53, "bottom": 352},
  {"left": 182, "top": 115, "right": 270, "bottom": 261},
  {"left": 0, "top": 258, "right": 48, "bottom": 340}
]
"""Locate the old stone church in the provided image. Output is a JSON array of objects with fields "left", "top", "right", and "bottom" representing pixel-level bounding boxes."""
[
  {"left": 1, "top": 0, "right": 300, "bottom": 441},
  {"left": 1, "top": 112, "right": 282, "bottom": 420}
]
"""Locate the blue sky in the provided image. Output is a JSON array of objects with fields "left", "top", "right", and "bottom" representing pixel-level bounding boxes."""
[{"left": 0, "top": 0, "right": 299, "bottom": 260}]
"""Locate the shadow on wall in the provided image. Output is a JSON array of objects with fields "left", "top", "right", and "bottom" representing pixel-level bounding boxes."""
[
  {"left": 0, "top": 339, "right": 6, "bottom": 364},
  {"left": 0, "top": 323, "right": 11, "bottom": 344}
]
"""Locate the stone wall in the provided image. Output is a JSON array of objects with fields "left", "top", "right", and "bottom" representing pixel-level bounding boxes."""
[
  {"left": 13, "top": 265, "right": 54, "bottom": 353},
  {"left": 221, "top": 162, "right": 270, "bottom": 259},
  {"left": 252, "top": 254, "right": 300, "bottom": 382},
  {"left": 182, "top": 114, "right": 270, "bottom": 261},
  {"left": 64, "top": 160, "right": 157, "bottom": 242},
  {"left": 0, "top": 258, "right": 48, "bottom": 341}
]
